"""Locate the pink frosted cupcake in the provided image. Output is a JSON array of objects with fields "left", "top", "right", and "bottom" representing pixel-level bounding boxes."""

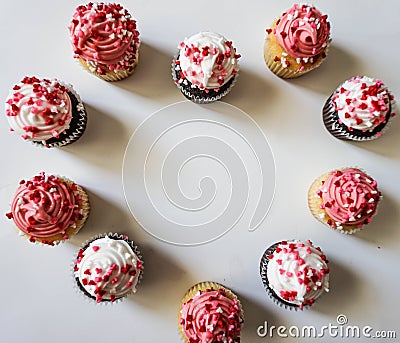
[
  {"left": 264, "top": 3, "right": 331, "bottom": 78},
  {"left": 6, "top": 172, "right": 90, "bottom": 245},
  {"left": 308, "top": 167, "right": 381, "bottom": 234},
  {"left": 69, "top": 2, "right": 140, "bottom": 81},
  {"left": 179, "top": 282, "right": 244, "bottom": 342},
  {"left": 5, "top": 76, "right": 87, "bottom": 148}
]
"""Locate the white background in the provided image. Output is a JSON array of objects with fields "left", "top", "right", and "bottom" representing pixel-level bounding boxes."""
[{"left": 1, "top": 1, "right": 399, "bottom": 342}]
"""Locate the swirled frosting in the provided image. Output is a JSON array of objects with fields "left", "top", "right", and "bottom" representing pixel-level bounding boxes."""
[
  {"left": 74, "top": 235, "right": 143, "bottom": 302},
  {"left": 274, "top": 4, "right": 330, "bottom": 60},
  {"left": 266, "top": 240, "right": 330, "bottom": 309},
  {"left": 180, "top": 288, "right": 243, "bottom": 342},
  {"left": 177, "top": 32, "right": 240, "bottom": 90},
  {"left": 7, "top": 173, "right": 84, "bottom": 242},
  {"left": 317, "top": 168, "right": 380, "bottom": 228},
  {"left": 5, "top": 76, "right": 72, "bottom": 141},
  {"left": 69, "top": 2, "right": 140, "bottom": 73},
  {"left": 275, "top": 4, "right": 330, "bottom": 58},
  {"left": 333, "top": 76, "right": 394, "bottom": 132}
]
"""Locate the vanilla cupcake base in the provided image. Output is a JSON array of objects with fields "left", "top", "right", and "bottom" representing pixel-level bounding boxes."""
[
  {"left": 264, "top": 20, "right": 328, "bottom": 79},
  {"left": 78, "top": 54, "right": 139, "bottom": 82},
  {"left": 308, "top": 172, "right": 360, "bottom": 234}
]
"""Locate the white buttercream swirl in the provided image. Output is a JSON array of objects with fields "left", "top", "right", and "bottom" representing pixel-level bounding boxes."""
[
  {"left": 333, "top": 76, "right": 392, "bottom": 131},
  {"left": 75, "top": 235, "right": 142, "bottom": 302},
  {"left": 266, "top": 240, "right": 329, "bottom": 307},
  {"left": 5, "top": 77, "right": 72, "bottom": 141},
  {"left": 178, "top": 32, "right": 239, "bottom": 89}
]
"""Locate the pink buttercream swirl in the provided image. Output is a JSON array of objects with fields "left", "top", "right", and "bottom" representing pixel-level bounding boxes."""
[
  {"left": 8, "top": 173, "right": 83, "bottom": 239},
  {"left": 180, "top": 288, "right": 242, "bottom": 343},
  {"left": 69, "top": 2, "right": 139, "bottom": 69},
  {"left": 275, "top": 4, "right": 330, "bottom": 59},
  {"left": 317, "top": 168, "right": 380, "bottom": 226}
]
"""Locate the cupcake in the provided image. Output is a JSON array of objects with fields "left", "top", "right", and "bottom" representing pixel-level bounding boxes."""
[
  {"left": 179, "top": 281, "right": 244, "bottom": 342},
  {"left": 172, "top": 32, "right": 241, "bottom": 103},
  {"left": 260, "top": 240, "right": 330, "bottom": 310},
  {"left": 73, "top": 233, "right": 143, "bottom": 303},
  {"left": 308, "top": 167, "right": 381, "bottom": 234},
  {"left": 6, "top": 172, "right": 90, "bottom": 245},
  {"left": 69, "top": 2, "right": 140, "bottom": 81},
  {"left": 5, "top": 76, "right": 87, "bottom": 148},
  {"left": 323, "top": 76, "right": 396, "bottom": 141},
  {"left": 264, "top": 4, "right": 331, "bottom": 78}
]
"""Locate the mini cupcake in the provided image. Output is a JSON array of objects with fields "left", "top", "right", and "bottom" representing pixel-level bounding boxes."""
[
  {"left": 172, "top": 32, "right": 241, "bottom": 103},
  {"left": 73, "top": 233, "right": 143, "bottom": 303},
  {"left": 6, "top": 172, "right": 90, "bottom": 245},
  {"left": 69, "top": 2, "right": 140, "bottom": 81},
  {"left": 179, "top": 281, "right": 244, "bottom": 342},
  {"left": 5, "top": 76, "right": 87, "bottom": 148},
  {"left": 308, "top": 167, "right": 381, "bottom": 234},
  {"left": 260, "top": 240, "right": 330, "bottom": 310},
  {"left": 264, "top": 4, "right": 331, "bottom": 78},
  {"left": 323, "top": 76, "right": 396, "bottom": 141}
]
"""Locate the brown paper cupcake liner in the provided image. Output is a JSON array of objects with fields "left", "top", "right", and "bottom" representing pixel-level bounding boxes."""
[
  {"left": 72, "top": 232, "right": 144, "bottom": 304},
  {"left": 259, "top": 243, "right": 301, "bottom": 310},
  {"left": 171, "top": 54, "right": 238, "bottom": 104},
  {"left": 31, "top": 82, "right": 88, "bottom": 148},
  {"left": 322, "top": 93, "right": 392, "bottom": 141}
]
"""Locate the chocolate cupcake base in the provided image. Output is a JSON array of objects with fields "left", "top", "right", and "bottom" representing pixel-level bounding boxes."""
[
  {"left": 172, "top": 55, "right": 237, "bottom": 104},
  {"left": 33, "top": 87, "right": 88, "bottom": 148},
  {"left": 259, "top": 243, "right": 300, "bottom": 311},
  {"left": 322, "top": 94, "right": 391, "bottom": 141}
]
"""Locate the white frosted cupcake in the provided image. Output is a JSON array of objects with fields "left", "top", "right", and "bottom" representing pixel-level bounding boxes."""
[
  {"left": 5, "top": 76, "right": 87, "bottom": 148},
  {"left": 323, "top": 76, "right": 396, "bottom": 141},
  {"left": 73, "top": 233, "right": 143, "bottom": 303},
  {"left": 172, "top": 31, "right": 241, "bottom": 103},
  {"left": 260, "top": 240, "right": 330, "bottom": 310}
]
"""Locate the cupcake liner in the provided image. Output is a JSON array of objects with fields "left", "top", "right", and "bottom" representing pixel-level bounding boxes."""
[
  {"left": 322, "top": 93, "right": 392, "bottom": 141},
  {"left": 73, "top": 232, "right": 144, "bottom": 304},
  {"left": 263, "top": 21, "right": 328, "bottom": 79},
  {"left": 307, "top": 167, "right": 380, "bottom": 234},
  {"left": 13, "top": 175, "right": 90, "bottom": 245},
  {"left": 171, "top": 54, "right": 238, "bottom": 104},
  {"left": 259, "top": 243, "right": 301, "bottom": 311},
  {"left": 77, "top": 41, "right": 140, "bottom": 82},
  {"left": 178, "top": 281, "right": 244, "bottom": 342},
  {"left": 32, "top": 83, "right": 88, "bottom": 148}
]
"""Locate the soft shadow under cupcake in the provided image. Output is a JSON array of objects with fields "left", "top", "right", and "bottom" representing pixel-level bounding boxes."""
[
  {"left": 112, "top": 42, "right": 181, "bottom": 102},
  {"left": 129, "top": 245, "right": 191, "bottom": 311},
  {"left": 238, "top": 294, "right": 281, "bottom": 341},
  {"left": 68, "top": 189, "right": 138, "bottom": 246},
  {"left": 346, "top": 108, "right": 400, "bottom": 159},
  {"left": 291, "top": 44, "right": 367, "bottom": 95},
  {"left": 228, "top": 67, "right": 279, "bottom": 119},
  {"left": 312, "top": 259, "right": 366, "bottom": 316},
  {"left": 353, "top": 193, "right": 400, "bottom": 248},
  {"left": 62, "top": 104, "right": 130, "bottom": 172}
]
